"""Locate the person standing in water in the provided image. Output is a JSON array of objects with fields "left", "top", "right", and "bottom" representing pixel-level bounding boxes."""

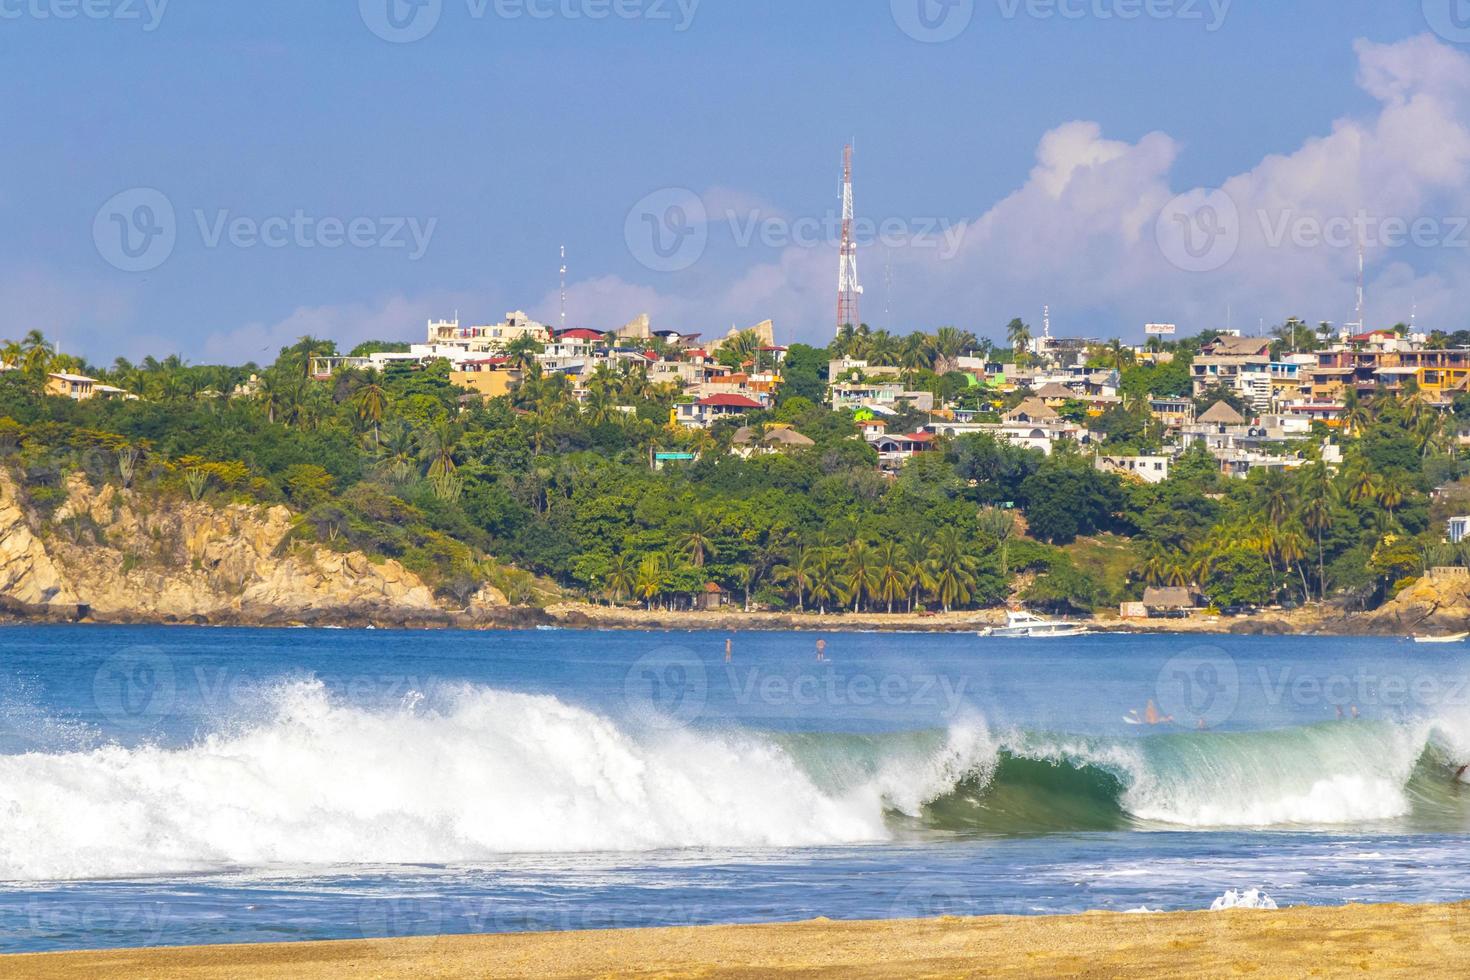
[
  {"left": 725, "top": 637, "right": 733, "bottom": 663},
  {"left": 816, "top": 638, "right": 827, "bottom": 662}
]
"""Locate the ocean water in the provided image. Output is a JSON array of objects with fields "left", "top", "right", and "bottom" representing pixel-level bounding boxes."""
[{"left": 2, "top": 625, "right": 1470, "bottom": 952}]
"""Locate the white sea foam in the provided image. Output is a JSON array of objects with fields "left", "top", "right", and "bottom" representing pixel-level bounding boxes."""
[
  {"left": 0, "top": 680, "right": 900, "bottom": 882},
  {"left": 1210, "top": 889, "right": 1278, "bottom": 911}
]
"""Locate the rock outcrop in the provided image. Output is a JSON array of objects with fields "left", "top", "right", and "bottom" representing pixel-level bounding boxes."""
[
  {"left": 1349, "top": 570, "right": 1470, "bottom": 635},
  {"left": 0, "top": 471, "right": 476, "bottom": 627}
]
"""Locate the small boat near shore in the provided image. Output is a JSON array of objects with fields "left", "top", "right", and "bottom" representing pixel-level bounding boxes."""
[
  {"left": 1413, "top": 633, "right": 1469, "bottom": 644},
  {"left": 982, "top": 610, "right": 1092, "bottom": 639}
]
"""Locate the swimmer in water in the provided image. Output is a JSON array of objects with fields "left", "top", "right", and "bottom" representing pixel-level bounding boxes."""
[{"left": 725, "top": 637, "right": 732, "bottom": 663}]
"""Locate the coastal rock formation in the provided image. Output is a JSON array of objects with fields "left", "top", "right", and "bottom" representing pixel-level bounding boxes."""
[
  {"left": 0, "top": 471, "right": 446, "bottom": 626},
  {"left": 1350, "top": 569, "right": 1470, "bottom": 635}
]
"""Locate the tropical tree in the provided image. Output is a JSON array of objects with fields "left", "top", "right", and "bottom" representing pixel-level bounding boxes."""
[
  {"left": 1006, "top": 318, "right": 1032, "bottom": 368},
  {"left": 924, "top": 526, "right": 979, "bottom": 613},
  {"left": 680, "top": 509, "right": 720, "bottom": 568},
  {"left": 604, "top": 553, "right": 637, "bottom": 605},
  {"left": 977, "top": 507, "right": 1016, "bottom": 577},
  {"left": 873, "top": 540, "right": 913, "bottom": 614},
  {"left": 774, "top": 544, "right": 818, "bottom": 612},
  {"left": 355, "top": 379, "right": 388, "bottom": 445},
  {"left": 842, "top": 538, "right": 879, "bottom": 613}
]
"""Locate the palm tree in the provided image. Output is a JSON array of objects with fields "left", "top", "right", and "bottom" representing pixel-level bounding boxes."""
[
  {"left": 355, "top": 380, "right": 388, "bottom": 445},
  {"left": 899, "top": 332, "right": 935, "bottom": 384},
  {"left": 1006, "top": 318, "right": 1032, "bottom": 369},
  {"left": 374, "top": 419, "right": 418, "bottom": 484},
  {"left": 1258, "top": 470, "right": 1294, "bottom": 527},
  {"left": 774, "top": 544, "right": 818, "bottom": 612},
  {"left": 505, "top": 336, "right": 545, "bottom": 374},
  {"left": 1346, "top": 467, "right": 1379, "bottom": 506},
  {"left": 873, "top": 540, "right": 913, "bottom": 614},
  {"left": 1376, "top": 474, "right": 1408, "bottom": 521},
  {"left": 924, "top": 526, "right": 978, "bottom": 613},
  {"left": 680, "top": 509, "right": 720, "bottom": 568},
  {"left": 1274, "top": 524, "right": 1311, "bottom": 600},
  {"left": 807, "top": 552, "right": 845, "bottom": 615},
  {"left": 1298, "top": 464, "right": 1336, "bottom": 601},
  {"left": 842, "top": 539, "right": 879, "bottom": 613},
  {"left": 635, "top": 555, "right": 666, "bottom": 610},
  {"left": 931, "top": 326, "right": 977, "bottom": 376},
  {"left": 419, "top": 420, "right": 460, "bottom": 480},
  {"left": 604, "top": 553, "right": 637, "bottom": 605},
  {"left": 1342, "top": 391, "right": 1372, "bottom": 438}
]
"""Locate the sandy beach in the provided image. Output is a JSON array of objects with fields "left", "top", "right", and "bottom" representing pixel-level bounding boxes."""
[{"left": 8, "top": 903, "right": 1470, "bottom": 979}]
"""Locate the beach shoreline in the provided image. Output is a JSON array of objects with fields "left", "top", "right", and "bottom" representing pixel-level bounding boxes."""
[
  {"left": 0, "top": 599, "right": 1381, "bottom": 636},
  {"left": 7, "top": 903, "right": 1469, "bottom": 978}
]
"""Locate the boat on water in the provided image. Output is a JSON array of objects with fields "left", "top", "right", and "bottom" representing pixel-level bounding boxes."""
[
  {"left": 1413, "top": 633, "right": 1469, "bottom": 644},
  {"left": 982, "top": 610, "right": 1092, "bottom": 639}
]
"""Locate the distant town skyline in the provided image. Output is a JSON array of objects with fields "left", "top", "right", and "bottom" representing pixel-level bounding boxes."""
[{"left": 4, "top": 2, "right": 1467, "bottom": 364}]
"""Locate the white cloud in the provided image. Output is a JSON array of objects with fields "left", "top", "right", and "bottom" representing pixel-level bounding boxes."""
[{"left": 555, "top": 33, "right": 1470, "bottom": 346}]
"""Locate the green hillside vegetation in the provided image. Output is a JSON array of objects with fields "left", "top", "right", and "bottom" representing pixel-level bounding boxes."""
[{"left": 0, "top": 327, "right": 1464, "bottom": 615}]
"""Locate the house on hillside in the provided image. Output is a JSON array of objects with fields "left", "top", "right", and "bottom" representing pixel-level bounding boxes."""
[
  {"left": 871, "top": 432, "right": 935, "bottom": 470},
  {"left": 732, "top": 426, "right": 815, "bottom": 458},
  {"left": 1191, "top": 335, "right": 1273, "bottom": 408},
  {"left": 1004, "top": 397, "right": 1061, "bottom": 425},
  {"left": 676, "top": 393, "right": 765, "bottom": 429}
]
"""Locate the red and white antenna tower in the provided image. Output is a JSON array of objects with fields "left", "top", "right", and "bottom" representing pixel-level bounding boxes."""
[{"left": 837, "top": 144, "right": 864, "bottom": 335}]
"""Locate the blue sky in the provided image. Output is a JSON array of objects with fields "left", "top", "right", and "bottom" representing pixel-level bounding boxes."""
[{"left": 2, "top": 1, "right": 1465, "bottom": 362}]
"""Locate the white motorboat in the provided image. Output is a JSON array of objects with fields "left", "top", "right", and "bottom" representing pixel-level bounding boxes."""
[
  {"left": 982, "top": 610, "right": 1092, "bottom": 638},
  {"left": 1413, "top": 633, "right": 1469, "bottom": 644}
]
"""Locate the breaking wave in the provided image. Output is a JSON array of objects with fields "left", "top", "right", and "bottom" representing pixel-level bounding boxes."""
[{"left": 1, "top": 679, "right": 1468, "bottom": 881}]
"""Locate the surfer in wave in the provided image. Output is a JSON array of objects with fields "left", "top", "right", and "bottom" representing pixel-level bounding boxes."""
[{"left": 1124, "top": 700, "right": 1174, "bottom": 726}]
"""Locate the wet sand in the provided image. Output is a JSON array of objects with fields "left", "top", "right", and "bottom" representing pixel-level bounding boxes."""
[{"left": 7, "top": 903, "right": 1470, "bottom": 979}]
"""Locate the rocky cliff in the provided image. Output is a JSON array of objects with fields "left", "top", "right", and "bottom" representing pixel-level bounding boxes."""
[
  {"left": 0, "top": 471, "right": 511, "bottom": 627},
  {"left": 1346, "top": 570, "right": 1470, "bottom": 636}
]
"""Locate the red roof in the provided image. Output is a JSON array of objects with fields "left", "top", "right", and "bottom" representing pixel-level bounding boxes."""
[
  {"left": 558, "top": 328, "right": 604, "bottom": 341},
  {"left": 698, "top": 394, "right": 764, "bottom": 409},
  {"left": 906, "top": 432, "right": 935, "bottom": 442}
]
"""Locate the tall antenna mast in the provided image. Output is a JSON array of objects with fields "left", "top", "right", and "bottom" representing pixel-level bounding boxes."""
[
  {"left": 559, "top": 245, "right": 567, "bottom": 331},
  {"left": 836, "top": 144, "right": 863, "bottom": 336},
  {"left": 1354, "top": 243, "right": 1365, "bottom": 332}
]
